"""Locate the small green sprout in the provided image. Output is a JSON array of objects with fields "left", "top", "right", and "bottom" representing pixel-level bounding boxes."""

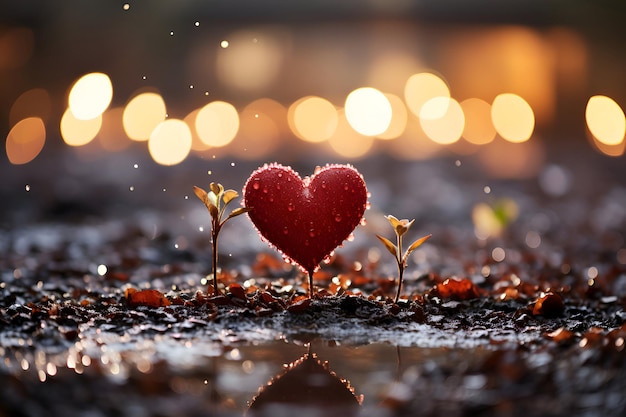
[
  {"left": 194, "top": 182, "right": 250, "bottom": 296},
  {"left": 376, "top": 215, "right": 432, "bottom": 303}
]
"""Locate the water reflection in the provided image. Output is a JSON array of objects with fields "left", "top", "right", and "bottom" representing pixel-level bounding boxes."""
[{"left": 247, "top": 344, "right": 361, "bottom": 416}]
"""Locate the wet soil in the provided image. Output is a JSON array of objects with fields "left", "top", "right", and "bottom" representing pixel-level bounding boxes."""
[{"left": 1, "top": 152, "right": 626, "bottom": 416}]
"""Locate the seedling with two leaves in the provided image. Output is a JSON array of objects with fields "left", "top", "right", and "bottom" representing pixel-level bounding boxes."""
[
  {"left": 376, "top": 215, "right": 431, "bottom": 303},
  {"left": 194, "top": 182, "right": 250, "bottom": 296}
]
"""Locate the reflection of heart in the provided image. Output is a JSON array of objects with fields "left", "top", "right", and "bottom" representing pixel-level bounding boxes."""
[{"left": 243, "top": 163, "right": 368, "bottom": 275}]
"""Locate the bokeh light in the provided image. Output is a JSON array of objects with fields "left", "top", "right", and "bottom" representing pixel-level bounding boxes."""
[
  {"left": 6, "top": 117, "right": 46, "bottom": 165},
  {"left": 148, "top": 119, "right": 192, "bottom": 166},
  {"left": 235, "top": 105, "right": 280, "bottom": 160},
  {"left": 216, "top": 30, "right": 286, "bottom": 92},
  {"left": 9, "top": 88, "right": 51, "bottom": 127},
  {"left": 345, "top": 87, "right": 392, "bottom": 136},
  {"left": 328, "top": 110, "right": 374, "bottom": 159},
  {"left": 377, "top": 93, "right": 407, "bottom": 140},
  {"left": 123, "top": 92, "right": 166, "bottom": 141},
  {"left": 585, "top": 95, "right": 625, "bottom": 146},
  {"left": 387, "top": 117, "right": 442, "bottom": 160},
  {"left": 491, "top": 93, "right": 535, "bottom": 143},
  {"left": 420, "top": 97, "right": 464, "bottom": 145},
  {"left": 460, "top": 98, "right": 496, "bottom": 145},
  {"left": 288, "top": 96, "right": 338, "bottom": 142},
  {"left": 68, "top": 73, "right": 113, "bottom": 120},
  {"left": 97, "top": 107, "right": 130, "bottom": 152},
  {"left": 404, "top": 72, "right": 450, "bottom": 119},
  {"left": 60, "top": 108, "right": 102, "bottom": 146},
  {"left": 195, "top": 101, "right": 239, "bottom": 147}
]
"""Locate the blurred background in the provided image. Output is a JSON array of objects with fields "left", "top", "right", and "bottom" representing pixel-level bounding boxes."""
[{"left": 1, "top": 0, "right": 626, "bottom": 228}]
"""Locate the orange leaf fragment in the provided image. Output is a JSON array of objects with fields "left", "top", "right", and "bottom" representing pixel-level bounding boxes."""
[
  {"left": 436, "top": 278, "right": 481, "bottom": 300},
  {"left": 125, "top": 288, "right": 171, "bottom": 308}
]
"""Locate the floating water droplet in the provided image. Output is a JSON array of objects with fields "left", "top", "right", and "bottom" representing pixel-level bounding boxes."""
[
  {"left": 194, "top": 21, "right": 200, "bottom": 27},
  {"left": 334, "top": 214, "right": 342, "bottom": 222},
  {"left": 207, "top": 170, "right": 212, "bottom": 175},
  {"left": 25, "top": 184, "right": 30, "bottom": 192},
  {"left": 484, "top": 186, "right": 491, "bottom": 194},
  {"left": 170, "top": 31, "right": 174, "bottom": 36},
  {"left": 189, "top": 84, "right": 194, "bottom": 89},
  {"left": 129, "top": 186, "right": 135, "bottom": 191},
  {"left": 455, "top": 160, "right": 462, "bottom": 167},
  {"left": 198, "top": 226, "right": 204, "bottom": 232},
  {"left": 221, "top": 40, "right": 229, "bottom": 48},
  {"left": 123, "top": 3, "right": 130, "bottom": 11},
  {"left": 162, "top": 188, "right": 167, "bottom": 192},
  {"left": 231, "top": 162, "right": 236, "bottom": 167},
  {"left": 252, "top": 182, "right": 260, "bottom": 190},
  {"left": 133, "top": 163, "right": 139, "bottom": 169}
]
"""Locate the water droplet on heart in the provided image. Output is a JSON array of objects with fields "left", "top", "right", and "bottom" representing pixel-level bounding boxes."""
[
  {"left": 314, "top": 166, "right": 321, "bottom": 174},
  {"left": 343, "top": 185, "right": 349, "bottom": 191},
  {"left": 366, "top": 202, "right": 371, "bottom": 210},
  {"left": 347, "top": 233, "right": 355, "bottom": 242},
  {"left": 277, "top": 172, "right": 283, "bottom": 178},
  {"left": 304, "top": 240, "right": 310, "bottom": 246},
  {"left": 276, "top": 184, "right": 281, "bottom": 190},
  {"left": 252, "top": 182, "right": 260, "bottom": 190},
  {"left": 334, "top": 214, "right": 342, "bottom": 222},
  {"left": 321, "top": 182, "right": 327, "bottom": 189},
  {"left": 287, "top": 203, "right": 295, "bottom": 212},
  {"left": 269, "top": 197, "right": 274, "bottom": 202},
  {"left": 360, "top": 218, "right": 367, "bottom": 226},
  {"left": 283, "top": 227, "right": 288, "bottom": 235},
  {"left": 309, "top": 229, "right": 316, "bottom": 238},
  {"left": 262, "top": 187, "right": 268, "bottom": 194}
]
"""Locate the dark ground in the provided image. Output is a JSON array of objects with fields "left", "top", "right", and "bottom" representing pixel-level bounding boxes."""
[{"left": 1, "top": 144, "right": 625, "bottom": 416}]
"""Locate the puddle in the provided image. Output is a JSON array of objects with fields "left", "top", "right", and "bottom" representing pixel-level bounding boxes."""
[{"left": 2, "top": 336, "right": 624, "bottom": 416}]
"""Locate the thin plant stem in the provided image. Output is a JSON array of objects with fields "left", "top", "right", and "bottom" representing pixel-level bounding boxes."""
[
  {"left": 211, "top": 223, "right": 220, "bottom": 296},
  {"left": 395, "top": 233, "right": 404, "bottom": 303}
]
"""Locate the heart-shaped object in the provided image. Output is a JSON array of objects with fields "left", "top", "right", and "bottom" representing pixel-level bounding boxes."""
[{"left": 243, "top": 163, "right": 368, "bottom": 275}]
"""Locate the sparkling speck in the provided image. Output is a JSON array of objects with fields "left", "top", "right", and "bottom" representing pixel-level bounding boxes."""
[
  {"left": 97, "top": 264, "right": 107, "bottom": 276},
  {"left": 184, "top": 195, "right": 189, "bottom": 200},
  {"left": 129, "top": 186, "right": 135, "bottom": 192},
  {"left": 123, "top": 3, "right": 130, "bottom": 11},
  {"left": 455, "top": 160, "right": 462, "bottom": 167},
  {"left": 142, "top": 75, "right": 146, "bottom": 80},
  {"left": 25, "top": 184, "right": 31, "bottom": 192},
  {"left": 162, "top": 188, "right": 167, "bottom": 192},
  {"left": 133, "top": 163, "right": 138, "bottom": 169},
  {"left": 254, "top": 113, "right": 259, "bottom": 118},
  {"left": 207, "top": 170, "right": 212, "bottom": 175},
  {"left": 204, "top": 91, "right": 209, "bottom": 96},
  {"left": 170, "top": 31, "right": 174, "bottom": 36},
  {"left": 199, "top": 226, "right": 204, "bottom": 232},
  {"left": 220, "top": 40, "right": 229, "bottom": 48},
  {"left": 483, "top": 186, "right": 491, "bottom": 194},
  {"left": 231, "top": 162, "right": 236, "bottom": 167},
  {"left": 194, "top": 21, "right": 200, "bottom": 27},
  {"left": 189, "top": 85, "right": 194, "bottom": 89}
]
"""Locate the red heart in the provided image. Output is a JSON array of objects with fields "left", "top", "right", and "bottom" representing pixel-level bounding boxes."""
[{"left": 243, "top": 163, "right": 368, "bottom": 275}]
